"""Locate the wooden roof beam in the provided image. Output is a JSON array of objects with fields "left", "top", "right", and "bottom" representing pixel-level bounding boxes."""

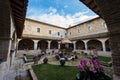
[{"left": 10, "top": 0, "right": 24, "bottom": 8}]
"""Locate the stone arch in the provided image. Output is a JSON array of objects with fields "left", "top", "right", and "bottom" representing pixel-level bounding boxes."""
[
  {"left": 87, "top": 39, "right": 102, "bottom": 51},
  {"left": 18, "top": 39, "right": 34, "bottom": 50},
  {"left": 51, "top": 40, "right": 58, "bottom": 49},
  {"left": 69, "top": 43, "right": 74, "bottom": 50},
  {"left": 37, "top": 40, "right": 48, "bottom": 50},
  {"left": 60, "top": 44, "right": 65, "bottom": 49},
  {"left": 105, "top": 39, "right": 111, "bottom": 51},
  {"left": 76, "top": 40, "right": 85, "bottom": 50}
]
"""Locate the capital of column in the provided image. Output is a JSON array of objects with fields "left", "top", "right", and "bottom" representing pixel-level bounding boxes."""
[
  {"left": 97, "top": 38, "right": 108, "bottom": 43},
  {"left": 17, "top": 39, "right": 21, "bottom": 42},
  {"left": 33, "top": 40, "right": 39, "bottom": 44},
  {"left": 58, "top": 41, "right": 61, "bottom": 44},
  {"left": 82, "top": 40, "right": 89, "bottom": 44},
  {"left": 47, "top": 40, "right": 51, "bottom": 43},
  {"left": 72, "top": 41, "right": 76, "bottom": 44}
]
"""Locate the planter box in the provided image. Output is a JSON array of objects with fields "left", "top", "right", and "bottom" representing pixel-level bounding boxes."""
[{"left": 28, "top": 65, "right": 38, "bottom": 80}]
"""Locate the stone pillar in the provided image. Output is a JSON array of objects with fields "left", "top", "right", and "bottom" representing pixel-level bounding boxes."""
[
  {"left": 83, "top": 40, "right": 89, "bottom": 51},
  {"left": 93, "top": 0, "right": 120, "bottom": 79},
  {"left": 98, "top": 39, "right": 108, "bottom": 52},
  {"left": 73, "top": 41, "right": 76, "bottom": 50},
  {"left": 33, "top": 40, "right": 39, "bottom": 50},
  {"left": 58, "top": 42, "right": 61, "bottom": 49},
  {"left": 102, "top": 41, "right": 106, "bottom": 52},
  {"left": 47, "top": 41, "right": 51, "bottom": 49}
]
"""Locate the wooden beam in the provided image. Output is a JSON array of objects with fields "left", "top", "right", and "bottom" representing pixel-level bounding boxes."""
[
  {"left": 12, "top": 9, "right": 24, "bottom": 16},
  {"left": 10, "top": 0, "right": 24, "bottom": 7},
  {"left": 11, "top": 3, "right": 24, "bottom": 12},
  {"left": 13, "top": 14, "right": 24, "bottom": 20}
]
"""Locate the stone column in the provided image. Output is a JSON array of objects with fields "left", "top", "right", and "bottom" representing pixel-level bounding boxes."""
[
  {"left": 58, "top": 42, "right": 61, "bottom": 49},
  {"left": 98, "top": 39, "right": 108, "bottom": 52},
  {"left": 73, "top": 41, "right": 76, "bottom": 50},
  {"left": 83, "top": 40, "right": 89, "bottom": 51},
  {"left": 33, "top": 40, "right": 39, "bottom": 50},
  {"left": 93, "top": 0, "right": 120, "bottom": 79},
  {"left": 102, "top": 41, "right": 106, "bottom": 52},
  {"left": 47, "top": 40, "right": 51, "bottom": 50}
]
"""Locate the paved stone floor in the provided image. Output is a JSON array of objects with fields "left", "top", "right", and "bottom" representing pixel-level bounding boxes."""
[{"left": 6, "top": 58, "right": 31, "bottom": 80}]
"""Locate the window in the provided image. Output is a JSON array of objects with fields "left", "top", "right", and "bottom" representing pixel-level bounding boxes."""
[
  {"left": 58, "top": 32, "right": 60, "bottom": 36},
  {"left": 88, "top": 26, "right": 92, "bottom": 31},
  {"left": 49, "top": 30, "right": 51, "bottom": 34},
  {"left": 78, "top": 29, "right": 80, "bottom": 33},
  {"left": 103, "top": 22, "right": 107, "bottom": 28},
  {"left": 37, "top": 28, "right": 40, "bottom": 33}
]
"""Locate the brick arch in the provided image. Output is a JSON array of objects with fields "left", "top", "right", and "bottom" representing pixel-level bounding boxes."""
[{"left": 18, "top": 39, "right": 34, "bottom": 50}]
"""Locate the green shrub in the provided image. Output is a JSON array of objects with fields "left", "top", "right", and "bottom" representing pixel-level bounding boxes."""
[
  {"left": 26, "top": 55, "right": 34, "bottom": 60},
  {"left": 98, "top": 56, "right": 111, "bottom": 62}
]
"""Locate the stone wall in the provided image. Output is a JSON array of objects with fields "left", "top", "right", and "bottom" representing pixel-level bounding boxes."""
[
  {"left": 23, "top": 19, "right": 66, "bottom": 39},
  {"left": 67, "top": 17, "right": 108, "bottom": 39}
]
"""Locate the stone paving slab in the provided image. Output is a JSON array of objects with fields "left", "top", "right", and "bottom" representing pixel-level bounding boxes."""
[{"left": 6, "top": 58, "right": 32, "bottom": 80}]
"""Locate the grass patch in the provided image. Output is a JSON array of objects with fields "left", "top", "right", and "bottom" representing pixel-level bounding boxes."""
[
  {"left": 26, "top": 55, "right": 34, "bottom": 60},
  {"left": 98, "top": 56, "right": 112, "bottom": 62},
  {"left": 32, "top": 64, "right": 79, "bottom": 80}
]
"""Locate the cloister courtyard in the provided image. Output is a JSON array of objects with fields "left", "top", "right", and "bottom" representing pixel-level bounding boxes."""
[
  {"left": 1, "top": 0, "right": 120, "bottom": 80},
  {"left": 13, "top": 49, "right": 113, "bottom": 80}
]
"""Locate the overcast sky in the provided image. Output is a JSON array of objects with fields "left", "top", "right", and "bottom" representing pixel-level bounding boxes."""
[{"left": 26, "top": 0, "right": 98, "bottom": 28}]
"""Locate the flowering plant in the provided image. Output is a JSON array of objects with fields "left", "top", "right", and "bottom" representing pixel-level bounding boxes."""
[{"left": 76, "top": 55, "right": 111, "bottom": 80}]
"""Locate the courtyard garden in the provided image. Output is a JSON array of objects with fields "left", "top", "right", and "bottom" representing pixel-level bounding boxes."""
[
  {"left": 25, "top": 53, "right": 113, "bottom": 80},
  {"left": 26, "top": 55, "right": 34, "bottom": 60},
  {"left": 32, "top": 64, "right": 79, "bottom": 80}
]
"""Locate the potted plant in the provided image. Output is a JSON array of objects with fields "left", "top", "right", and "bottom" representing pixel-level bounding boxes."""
[
  {"left": 43, "top": 57, "right": 48, "bottom": 64},
  {"left": 59, "top": 57, "right": 66, "bottom": 66},
  {"left": 76, "top": 58, "right": 111, "bottom": 80}
]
